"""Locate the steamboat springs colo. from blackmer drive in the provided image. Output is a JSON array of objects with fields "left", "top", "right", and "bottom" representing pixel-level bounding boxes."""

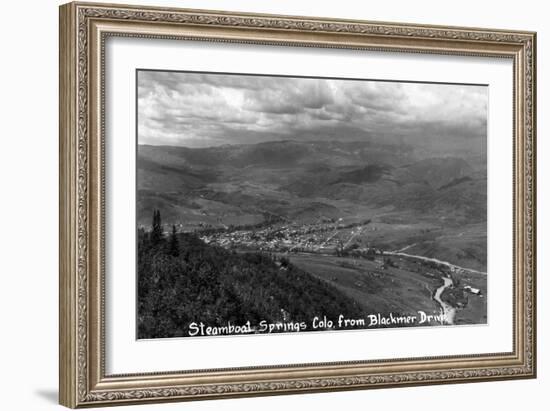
[{"left": 136, "top": 69, "right": 487, "bottom": 339}]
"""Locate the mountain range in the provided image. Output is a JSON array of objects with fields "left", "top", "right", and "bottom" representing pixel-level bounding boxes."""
[{"left": 137, "top": 139, "right": 486, "bottom": 230}]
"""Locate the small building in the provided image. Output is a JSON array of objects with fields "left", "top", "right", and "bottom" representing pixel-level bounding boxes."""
[{"left": 464, "top": 285, "right": 482, "bottom": 295}]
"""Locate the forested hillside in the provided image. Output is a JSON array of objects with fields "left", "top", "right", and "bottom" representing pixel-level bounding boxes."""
[{"left": 137, "top": 212, "right": 363, "bottom": 338}]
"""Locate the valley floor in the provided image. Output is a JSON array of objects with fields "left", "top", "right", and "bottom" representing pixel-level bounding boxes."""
[
  {"left": 196, "top": 214, "right": 487, "bottom": 328},
  {"left": 275, "top": 251, "right": 487, "bottom": 327}
]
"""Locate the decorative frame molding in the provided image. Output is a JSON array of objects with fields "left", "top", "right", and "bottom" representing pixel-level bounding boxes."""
[{"left": 59, "top": 2, "right": 536, "bottom": 408}]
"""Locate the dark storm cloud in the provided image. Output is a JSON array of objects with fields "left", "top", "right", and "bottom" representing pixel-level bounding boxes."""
[{"left": 137, "top": 70, "right": 487, "bottom": 150}]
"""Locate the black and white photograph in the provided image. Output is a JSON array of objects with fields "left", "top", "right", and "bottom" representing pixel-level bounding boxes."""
[{"left": 136, "top": 69, "right": 488, "bottom": 339}]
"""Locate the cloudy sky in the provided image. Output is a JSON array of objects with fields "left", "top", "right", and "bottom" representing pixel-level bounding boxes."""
[{"left": 137, "top": 70, "right": 487, "bottom": 151}]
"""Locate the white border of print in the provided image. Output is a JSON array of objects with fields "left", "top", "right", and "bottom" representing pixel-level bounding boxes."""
[{"left": 105, "top": 36, "right": 513, "bottom": 375}]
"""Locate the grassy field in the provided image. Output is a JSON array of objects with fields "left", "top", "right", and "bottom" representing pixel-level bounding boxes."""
[
  {"left": 279, "top": 252, "right": 487, "bottom": 326},
  {"left": 279, "top": 253, "right": 440, "bottom": 316}
]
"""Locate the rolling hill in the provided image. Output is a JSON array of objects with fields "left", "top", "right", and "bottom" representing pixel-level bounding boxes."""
[{"left": 137, "top": 140, "right": 486, "bottom": 254}]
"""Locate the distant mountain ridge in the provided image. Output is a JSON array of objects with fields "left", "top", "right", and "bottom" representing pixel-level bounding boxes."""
[
  {"left": 138, "top": 139, "right": 418, "bottom": 169},
  {"left": 137, "top": 139, "right": 486, "bottom": 228}
]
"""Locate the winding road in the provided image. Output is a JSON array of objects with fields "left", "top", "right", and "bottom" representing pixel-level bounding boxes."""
[{"left": 384, "top": 250, "right": 487, "bottom": 275}]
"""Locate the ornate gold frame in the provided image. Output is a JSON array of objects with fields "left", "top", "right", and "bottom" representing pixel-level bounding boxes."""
[{"left": 59, "top": 2, "right": 536, "bottom": 408}]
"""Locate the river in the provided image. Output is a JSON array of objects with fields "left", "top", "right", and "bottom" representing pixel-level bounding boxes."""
[{"left": 433, "top": 277, "right": 456, "bottom": 324}]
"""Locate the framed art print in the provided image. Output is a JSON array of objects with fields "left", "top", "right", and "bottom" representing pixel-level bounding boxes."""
[{"left": 59, "top": 2, "right": 536, "bottom": 408}]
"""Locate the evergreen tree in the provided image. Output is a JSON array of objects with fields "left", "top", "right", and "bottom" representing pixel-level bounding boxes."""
[
  {"left": 168, "top": 224, "right": 180, "bottom": 257},
  {"left": 151, "top": 209, "right": 164, "bottom": 246}
]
